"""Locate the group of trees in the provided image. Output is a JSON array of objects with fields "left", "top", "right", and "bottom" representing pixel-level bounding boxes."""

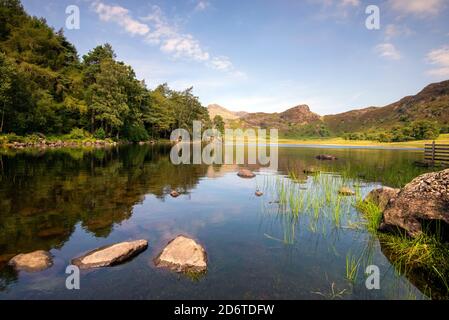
[
  {"left": 0, "top": 0, "right": 211, "bottom": 141},
  {"left": 342, "top": 120, "right": 442, "bottom": 142}
]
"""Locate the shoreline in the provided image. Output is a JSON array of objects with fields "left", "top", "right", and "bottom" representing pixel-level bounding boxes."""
[{"left": 1, "top": 133, "right": 448, "bottom": 150}]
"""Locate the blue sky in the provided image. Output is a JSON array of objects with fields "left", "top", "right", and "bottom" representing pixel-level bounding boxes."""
[{"left": 21, "top": 0, "right": 449, "bottom": 114}]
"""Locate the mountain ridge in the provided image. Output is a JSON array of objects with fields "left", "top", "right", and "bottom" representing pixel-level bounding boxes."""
[{"left": 208, "top": 79, "right": 449, "bottom": 136}]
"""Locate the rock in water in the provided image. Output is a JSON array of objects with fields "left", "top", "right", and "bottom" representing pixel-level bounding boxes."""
[
  {"left": 237, "top": 169, "right": 256, "bottom": 178},
  {"left": 338, "top": 187, "right": 355, "bottom": 196},
  {"left": 155, "top": 235, "right": 207, "bottom": 273},
  {"left": 170, "top": 190, "right": 180, "bottom": 198},
  {"left": 365, "top": 187, "right": 401, "bottom": 211},
  {"left": 72, "top": 240, "right": 148, "bottom": 269},
  {"left": 303, "top": 166, "right": 319, "bottom": 174},
  {"left": 316, "top": 154, "right": 338, "bottom": 160},
  {"left": 379, "top": 169, "right": 449, "bottom": 238},
  {"left": 8, "top": 250, "right": 53, "bottom": 272}
]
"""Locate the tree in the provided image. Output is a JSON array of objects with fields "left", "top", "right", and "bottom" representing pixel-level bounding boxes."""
[
  {"left": 213, "top": 115, "right": 225, "bottom": 134},
  {"left": 86, "top": 58, "right": 129, "bottom": 138},
  {"left": 410, "top": 120, "right": 440, "bottom": 140},
  {"left": 0, "top": 53, "right": 14, "bottom": 132}
]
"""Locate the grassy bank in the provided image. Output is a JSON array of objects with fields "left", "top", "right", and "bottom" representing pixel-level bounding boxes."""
[
  {"left": 357, "top": 200, "right": 449, "bottom": 299},
  {"left": 277, "top": 134, "right": 449, "bottom": 148}
]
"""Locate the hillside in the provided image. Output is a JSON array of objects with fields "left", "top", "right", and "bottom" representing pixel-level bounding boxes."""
[
  {"left": 209, "top": 80, "right": 449, "bottom": 138},
  {"left": 207, "top": 104, "right": 247, "bottom": 120},
  {"left": 323, "top": 80, "right": 449, "bottom": 134}
]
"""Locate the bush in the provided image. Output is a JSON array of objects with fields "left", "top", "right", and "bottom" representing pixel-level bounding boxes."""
[
  {"left": 410, "top": 120, "right": 440, "bottom": 140},
  {"left": 94, "top": 128, "right": 106, "bottom": 140},
  {"left": 126, "top": 124, "right": 149, "bottom": 142},
  {"left": 67, "top": 128, "right": 91, "bottom": 140},
  {"left": 440, "top": 124, "right": 449, "bottom": 134}
]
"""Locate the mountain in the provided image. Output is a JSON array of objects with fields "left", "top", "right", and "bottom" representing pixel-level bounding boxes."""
[
  {"left": 240, "top": 105, "right": 321, "bottom": 131},
  {"left": 209, "top": 80, "right": 449, "bottom": 137},
  {"left": 207, "top": 104, "right": 247, "bottom": 120},
  {"left": 323, "top": 80, "right": 449, "bottom": 134}
]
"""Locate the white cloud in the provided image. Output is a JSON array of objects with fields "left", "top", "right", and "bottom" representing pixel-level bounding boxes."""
[
  {"left": 195, "top": 1, "right": 210, "bottom": 12},
  {"left": 340, "top": 0, "right": 360, "bottom": 7},
  {"left": 375, "top": 43, "right": 402, "bottom": 60},
  {"left": 426, "top": 46, "right": 449, "bottom": 77},
  {"left": 388, "top": 0, "right": 446, "bottom": 17},
  {"left": 91, "top": 2, "right": 242, "bottom": 75},
  {"left": 92, "top": 2, "right": 150, "bottom": 36},
  {"left": 384, "top": 24, "right": 413, "bottom": 40}
]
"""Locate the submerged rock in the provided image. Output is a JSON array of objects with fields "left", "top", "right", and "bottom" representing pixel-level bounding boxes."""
[
  {"left": 379, "top": 169, "right": 449, "bottom": 239},
  {"left": 365, "top": 187, "right": 400, "bottom": 211},
  {"left": 316, "top": 154, "right": 338, "bottom": 160},
  {"left": 303, "top": 166, "right": 319, "bottom": 174},
  {"left": 170, "top": 190, "right": 180, "bottom": 198},
  {"left": 72, "top": 240, "right": 148, "bottom": 269},
  {"left": 8, "top": 250, "right": 53, "bottom": 272},
  {"left": 237, "top": 169, "right": 256, "bottom": 178},
  {"left": 154, "top": 235, "right": 207, "bottom": 273},
  {"left": 338, "top": 187, "right": 355, "bottom": 196}
]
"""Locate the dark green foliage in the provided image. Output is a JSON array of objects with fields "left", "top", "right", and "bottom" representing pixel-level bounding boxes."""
[
  {"left": 0, "top": 1, "right": 209, "bottom": 141},
  {"left": 343, "top": 120, "right": 441, "bottom": 142},
  {"left": 283, "top": 123, "right": 331, "bottom": 139},
  {"left": 213, "top": 115, "right": 225, "bottom": 134},
  {"left": 125, "top": 124, "right": 149, "bottom": 142},
  {"left": 94, "top": 128, "right": 106, "bottom": 140}
]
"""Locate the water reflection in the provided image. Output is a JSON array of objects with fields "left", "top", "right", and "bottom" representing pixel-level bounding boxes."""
[{"left": 0, "top": 144, "right": 439, "bottom": 298}]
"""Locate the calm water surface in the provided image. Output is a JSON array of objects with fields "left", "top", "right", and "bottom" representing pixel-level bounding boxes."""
[{"left": 0, "top": 145, "right": 438, "bottom": 299}]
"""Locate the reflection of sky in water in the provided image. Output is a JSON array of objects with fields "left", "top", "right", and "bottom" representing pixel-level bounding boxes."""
[{"left": 0, "top": 146, "right": 437, "bottom": 299}]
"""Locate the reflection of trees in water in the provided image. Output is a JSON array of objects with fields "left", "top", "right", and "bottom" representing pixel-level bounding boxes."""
[
  {"left": 0, "top": 145, "right": 209, "bottom": 260},
  {"left": 276, "top": 148, "right": 433, "bottom": 188}
]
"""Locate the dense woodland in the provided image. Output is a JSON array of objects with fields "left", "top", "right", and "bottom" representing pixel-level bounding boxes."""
[{"left": 0, "top": 0, "right": 211, "bottom": 142}]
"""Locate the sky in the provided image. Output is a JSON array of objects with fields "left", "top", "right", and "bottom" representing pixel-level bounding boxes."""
[{"left": 21, "top": 0, "right": 449, "bottom": 115}]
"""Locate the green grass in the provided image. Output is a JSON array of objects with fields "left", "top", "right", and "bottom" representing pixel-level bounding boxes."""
[
  {"left": 276, "top": 133, "right": 449, "bottom": 149},
  {"left": 357, "top": 200, "right": 449, "bottom": 298},
  {"left": 345, "top": 252, "right": 360, "bottom": 283}
]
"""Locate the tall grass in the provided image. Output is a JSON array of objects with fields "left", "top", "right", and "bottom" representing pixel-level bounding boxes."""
[{"left": 357, "top": 200, "right": 449, "bottom": 298}]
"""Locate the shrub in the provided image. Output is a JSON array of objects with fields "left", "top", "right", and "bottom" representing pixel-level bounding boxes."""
[
  {"left": 67, "top": 128, "right": 91, "bottom": 140},
  {"left": 126, "top": 124, "right": 149, "bottom": 142},
  {"left": 94, "top": 128, "right": 106, "bottom": 140}
]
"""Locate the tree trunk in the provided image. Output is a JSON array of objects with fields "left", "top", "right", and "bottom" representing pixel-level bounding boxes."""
[
  {"left": 0, "top": 102, "right": 5, "bottom": 133},
  {"left": 91, "top": 110, "right": 95, "bottom": 133}
]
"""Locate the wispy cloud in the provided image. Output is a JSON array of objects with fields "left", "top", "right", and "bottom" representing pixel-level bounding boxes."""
[
  {"left": 195, "top": 1, "right": 210, "bottom": 12},
  {"left": 309, "top": 0, "right": 361, "bottom": 20},
  {"left": 384, "top": 24, "right": 413, "bottom": 40},
  {"left": 375, "top": 43, "right": 401, "bottom": 60},
  {"left": 90, "top": 1, "right": 241, "bottom": 75},
  {"left": 426, "top": 45, "right": 449, "bottom": 77},
  {"left": 93, "top": 2, "right": 150, "bottom": 36},
  {"left": 388, "top": 0, "right": 446, "bottom": 17}
]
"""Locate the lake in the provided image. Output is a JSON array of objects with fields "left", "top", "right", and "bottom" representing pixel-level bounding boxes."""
[{"left": 0, "top": 144, "right": 439, "bottom": 299}]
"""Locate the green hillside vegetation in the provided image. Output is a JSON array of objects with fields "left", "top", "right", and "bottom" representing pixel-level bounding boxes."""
[
  {"left": 0, "top": 0, "right": 210, "bottom": 142},
  {"left": 211, "top": 79, "right": 449, "bottom": 142},
  {"left": 323, "top": 80, "right": 449, "bottom": 141}
]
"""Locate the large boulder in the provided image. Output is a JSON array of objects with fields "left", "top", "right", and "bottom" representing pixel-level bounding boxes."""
[
  {"left": 379, "top": 169, "right": 449, "bottom": 238},
  {"left": 365, "top": 187, "right": 400, "bottom": 211},
  {"left": 8, "top": 250, "right": 53, "bottom": 272},
  {"left": 72, "top": 240, "right": 148, "bottom": 269},
  {"left": 154, "top": 235, "right": 207, "bottom": 273}
]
